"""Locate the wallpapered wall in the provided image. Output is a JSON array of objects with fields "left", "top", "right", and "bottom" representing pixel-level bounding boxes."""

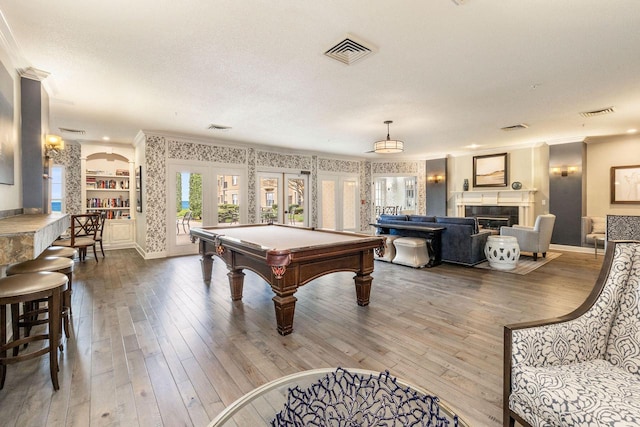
[
  {"left": 51, "top": 141, "right": 82, "bottom": 215},
  {"left": 141, "top": 133, "right": 426, "bottom": 254}
]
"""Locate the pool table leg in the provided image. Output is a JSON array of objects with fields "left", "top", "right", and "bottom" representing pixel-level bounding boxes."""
[
  {"left": 200, "top": 253, "right": 214, "bottom": 281},
  {"left": 272, "top": 294, "right": 297, "bottom": 335},
  {"left": 227, "top": 269, "right": 245, "bottom": 300},
  {"left": 354, "top": 273, "right": 373, "bottom": 306}
]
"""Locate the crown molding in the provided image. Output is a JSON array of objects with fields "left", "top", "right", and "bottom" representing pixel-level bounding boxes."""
[{"left": 18, "top": 66, "right": 50, "bottom": 81}]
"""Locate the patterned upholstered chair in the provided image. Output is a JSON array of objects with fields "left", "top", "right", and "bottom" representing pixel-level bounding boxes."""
[{"left": 504, "top": 241, "right": 640, "bottom": 426}]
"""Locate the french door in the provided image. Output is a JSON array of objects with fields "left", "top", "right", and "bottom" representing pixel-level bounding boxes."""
[
  {"left": 318, "top": 175, "right": 359, "bottom": 232},
  {"left": 257, "top": 172, "right": 308, "bottom": 227},
  {"left": 167, "top": 164, "right": 209, "bottom": 256},
  {"left": 167, "top": 162, "right": 245, "bottom": 256}
]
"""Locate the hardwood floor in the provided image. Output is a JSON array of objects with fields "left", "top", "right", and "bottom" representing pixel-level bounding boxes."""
[{"left": 0, "top": 248, "right": 603, "bottom": 426}]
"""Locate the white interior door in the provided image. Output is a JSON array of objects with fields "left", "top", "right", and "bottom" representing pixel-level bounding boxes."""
[{"left": 319, "top": 175, "right": 359, "bottom": 231}]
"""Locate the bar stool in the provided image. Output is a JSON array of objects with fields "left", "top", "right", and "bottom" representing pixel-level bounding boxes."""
[
  {"left": 6, "top": 257, "right": 75, "bottom": 339},
  {"left": 37, "top": 246, "right": 78, "bottom": 260},
  {"left": 0, "top": 271, "right": 68, "bottom": 390}
]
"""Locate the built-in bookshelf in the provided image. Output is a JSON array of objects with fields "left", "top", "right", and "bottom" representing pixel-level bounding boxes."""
[
  {"left": 82, "top": 147, "right": 136, "bottom": 249},
  {"left": 86, "top": 169, "right": 131, "bottom": 219}
]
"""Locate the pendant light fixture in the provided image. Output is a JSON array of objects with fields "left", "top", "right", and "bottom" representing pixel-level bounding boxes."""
[{"left": 374, "top": 120, "right": 404, "bottom": 154}]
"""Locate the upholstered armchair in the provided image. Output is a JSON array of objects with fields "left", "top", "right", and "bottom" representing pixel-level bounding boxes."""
[
  {"left": 500, "top": 214, "right": 555, "bottom": 261},
  {"left": 581, "top": 216, "right": 606, "bottom": 247},
  {"left": 504, "top": 241, "right": 640, "bottom": 426}
]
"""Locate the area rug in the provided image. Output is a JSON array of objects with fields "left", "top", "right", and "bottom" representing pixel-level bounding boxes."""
[{"left": 474, "top": 252, "right": 562, "bottom": 275}]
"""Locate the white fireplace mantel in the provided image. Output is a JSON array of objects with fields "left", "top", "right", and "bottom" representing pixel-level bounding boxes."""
[{"left": 451, "top": 189, "right": 537, "bottom": 226}]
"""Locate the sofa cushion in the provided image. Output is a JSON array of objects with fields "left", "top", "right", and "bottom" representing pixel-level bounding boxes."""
[
  {"left": 378, "top": 214, "right": 409, "bottom": 222},
  {"left": 435, "top": 216, "right": 479, "bottom": 234},
  {"left": 408, "top": 215, "right": 435, "bottom": 223},
  {"left": 592, "top": 216, "right": 606, "bottom": 234},
  {"left": 510, "top": 359, "right": 640, "bottom": 426}
]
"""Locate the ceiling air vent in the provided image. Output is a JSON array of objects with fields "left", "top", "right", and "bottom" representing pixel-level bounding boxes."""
[
  {"left": 207, "top": 124, "right": 231, "bottom": 131},
  {"left": 324, "top": 36, "right": 375, "bottom": 65},
  {"left": 59, "top": 127, "right": 86, "bottom": 135},
  {"left": 580, "top": 107, "right": 615, "bottom": 118},
  {"left": 500, "top": 123, "right": 529, "bottom": 131}
]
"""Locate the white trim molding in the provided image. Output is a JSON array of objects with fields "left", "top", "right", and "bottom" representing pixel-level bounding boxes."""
[{"left": 451, "top": 189, "right": 537, "bottom": 226}]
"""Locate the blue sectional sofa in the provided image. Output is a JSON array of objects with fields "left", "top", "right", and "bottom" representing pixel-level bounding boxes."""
[{"left": 375, "top": 215, "right": 492, "bottom": 266}]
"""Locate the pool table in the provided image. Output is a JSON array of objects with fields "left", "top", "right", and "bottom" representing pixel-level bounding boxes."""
[{"left": 190, "top": 224, "right": 386, "bottom": 335}]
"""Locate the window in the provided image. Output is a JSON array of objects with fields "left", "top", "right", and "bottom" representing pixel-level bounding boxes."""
[
  {"left": 232, "top": 175, "right": 238, "bottom": 186},
  {"left": 266, "top": 192, "right": 274, "bottom": 206},
  {"left": 232, "top": 194, "right": 238, "bottom": 205},
  {"left": 50, "top": 165, "right": 64, "bottom": 212}
]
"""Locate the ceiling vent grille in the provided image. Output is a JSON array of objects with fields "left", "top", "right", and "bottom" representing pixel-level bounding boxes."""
[
  {"left": 59, "top": 127, "right": 86, "bottom": 134},
  {"left": 500, "top": 123, "right": 529, "bottom": 131},
  {"left": 324, "top": 36, "right": 375, "bottom": 65},
  {"left": 207, "top": 124, "right": 231, "bottom": 131},
  {"left": 580, "top": 107, "right": 615, "bottom": 118}
]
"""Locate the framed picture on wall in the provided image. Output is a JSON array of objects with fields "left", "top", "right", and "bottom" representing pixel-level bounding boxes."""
[
  {"left": 136, "top": 165, "right": 142, "bottom": 212},
  {"left": 611, "top": 165, "right": 640, "bottom": 204},
  {"left": 473, "top": 153, "right": 508, "bottom": 187}
]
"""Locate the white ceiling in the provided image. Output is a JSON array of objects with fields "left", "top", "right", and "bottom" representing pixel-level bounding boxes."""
[{"left": 1, "top": 1, "right": 639, "bottom": 159}]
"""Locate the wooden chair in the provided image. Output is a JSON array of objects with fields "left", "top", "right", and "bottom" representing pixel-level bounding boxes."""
[
  {"left": 53, "top": 213, "right": 101, "bottom": 262},
  {"left": 94, "top": 211, "right": 107, "bottom": 257}
]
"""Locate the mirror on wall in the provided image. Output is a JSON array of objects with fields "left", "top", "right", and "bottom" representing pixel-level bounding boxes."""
[{"left": 373, "top": 176, "right": 417, "bottom": 217}]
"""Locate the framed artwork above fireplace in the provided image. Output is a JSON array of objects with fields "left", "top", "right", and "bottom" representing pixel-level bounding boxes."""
[{"left": 473, "top": 153, "right": 508, "bottom": 188}]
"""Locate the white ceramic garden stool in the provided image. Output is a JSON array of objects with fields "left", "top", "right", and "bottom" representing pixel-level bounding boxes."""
[
  {"left": 392, "top": 237, "right": 429, "bottom": 268},
  {"left": 484, "top": 235, "right": 520, "bottom": 270},
  {"left": 374, "top": 234, "right": 400, "bottom": 263}
]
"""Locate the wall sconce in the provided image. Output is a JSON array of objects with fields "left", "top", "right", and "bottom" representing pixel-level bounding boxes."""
[
  {"left": 551, "top": 166, "right": 579, "bottom": 177},
  {"left": 45, "top": 134, "right": 65, "bottom": 156},
  {"left": 427, "top": 175, "right": 444, "bottom": 183}
]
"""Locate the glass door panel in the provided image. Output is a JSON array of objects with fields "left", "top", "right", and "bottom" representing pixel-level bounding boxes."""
[
  {"left": 285, "top": 174, "right": 307, "bottom": 227},
  {"left": 319, "top": 175, "right": 358, "bottom": 231},
  {"left": 342, "top": 179, "right": 357, "bottom": 231},
  {"left": 217, "top": 173, "right": 241, "bottom": 226},
  {"left": 320, "top": 179, "right": 336, "bottom": 230},
  {"left": 168, "top": 164, "right": 208, "bottom": 256},
  {"left": 259, "top": 174, "right": 280, "bottom": 223}
]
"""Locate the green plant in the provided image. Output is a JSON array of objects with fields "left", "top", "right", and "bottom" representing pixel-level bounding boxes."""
[
  {"left": 189, "top": 174, "right": 202, "bottom": 219},
  {"left": 218, "top": 203, "right": 240, "bottom": 223}
]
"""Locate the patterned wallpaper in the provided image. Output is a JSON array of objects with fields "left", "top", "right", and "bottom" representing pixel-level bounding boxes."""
[
  {"left": 168, "top": 139, "right": 247, "bottom": 164},
  {"left": 145, "top": 135, "right": 167, "bottom": 254},
  {"left": 257, "top": 151, "right": 312, "bottom": 170},
  {"left": 318, "top": 158, "right": 360, "bottom": 174},
  {"left": 51, "top": 141, "right": 82, "bottom": 214},
  {"left": 247, "top": 147, "right": 257, "bottom": 224}
]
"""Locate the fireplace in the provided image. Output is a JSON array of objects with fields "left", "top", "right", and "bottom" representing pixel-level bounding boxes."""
[
  {"left": 465, "top": 205, "right": 518, "bottom": 230},
  {"left": 452, "top": 189, "right": 537, "bottom": 226}
]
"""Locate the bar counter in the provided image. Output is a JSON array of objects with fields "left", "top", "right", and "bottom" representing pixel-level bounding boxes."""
[{"left": 0, "top": 213, "right": 70, "bottom": 266}]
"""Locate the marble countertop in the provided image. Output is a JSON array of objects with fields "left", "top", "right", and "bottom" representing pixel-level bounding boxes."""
[
  {"left": 0, "top": 213, "right": 70, "bottom": 265},
  {"left": 0, "top": 213, "right": 68, "bottom": 235}
]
